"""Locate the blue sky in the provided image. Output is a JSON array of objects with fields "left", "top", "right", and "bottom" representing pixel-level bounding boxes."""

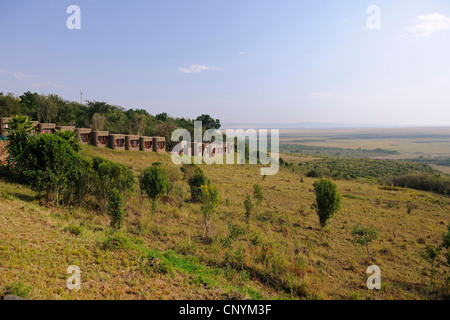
[{"left": 1, "top": 0, "right": 450, "bottom": 126}]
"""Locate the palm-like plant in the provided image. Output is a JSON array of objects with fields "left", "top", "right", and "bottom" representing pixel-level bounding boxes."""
[
  {"left": 6, "top": 115, "right": 35, "bottom": 134},
  {"left": 6, "top": 115, "right": 35, "bottom": 168},
  {"left": 54, "top": 130, "right": 81, "bottom": 152}
]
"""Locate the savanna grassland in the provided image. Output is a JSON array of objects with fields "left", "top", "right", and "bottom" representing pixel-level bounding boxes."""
[
  {"left": 280, "top": 127, "right": 450, "bottom": 156},
  {"left": 1, "top": 143, "right": 449, "bottom": 300}
]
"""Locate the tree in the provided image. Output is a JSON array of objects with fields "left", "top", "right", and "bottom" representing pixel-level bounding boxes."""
[
  {"left": 139, "top": 163, "right": 169, "bottom": 211},
  {"left": 36, "top": 95, "right": 58, "bottom": 123},
  {"left": 54, "top": 130, "right": 81, "bottom": 152},
  {"left": 19, "top": 91, "right": 39, "bottom": 119},
  {"left": 244, "top": 194, "right": 254, "bottom": 224},
  {"left": 155, "top": 112, "right": 168, "bottom": 122},
  {"left": 0, "top": 92, "right": 20, "bottom": 117},
  {"left": 92, "top": 113, "right": 106, "bottom": 131},
  {"left": 196, "top": 114, "right": 221, "bottom": 130},
  {"left": 313, "top": 179, "right": 341, "bottom": 228},
  {"left": 200, "top": 184, "right": 219, "bottom": 239},
  {"left": 107, "top": 189, "right": 124, "bottom": 229},
  {"left": 351, "top": 224, "right": 378, "bottom": 259},
  {"left": 188, "top": 168, "right": 210, "bottom": 202}
]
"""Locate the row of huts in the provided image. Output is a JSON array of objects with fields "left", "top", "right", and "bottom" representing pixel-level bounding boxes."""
[
  {"left": 0, "top": 117, "right": 236, "bottom": 157},
  {"left": 0, "top": 117, "right": 166, "bottom": 153}
]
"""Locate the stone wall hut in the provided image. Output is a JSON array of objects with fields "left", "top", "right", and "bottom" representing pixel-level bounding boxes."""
[
  {"left": 224, "top": 141, "right": 234, "bottom": 155},
  {"left": 55, "top": 126, "right": 75, "bottom": 132},
  {"left": 0, "top": 117, "right": 12, "bottom": 136},
  {"left": 171, "top": 140, "right": 191, "bottom": 156},
  {"left": 191, "top": 142, "right": 203, "bottom": 157},
  {"left": 90, "top": 131, "right": 109, "bottom": 148},
  {"left": 203, "top": 142, "right": 224, "bottom": 158},
  {"left": 38, "top": 123, "right": 56, "bottom": 134},
  {"left": 153, "top": 137, "right": 166, "bottom": 153},
  {"left": 108, "top": 134, "right": 126, "bottom": 150},
  {"left": 139, "top": 136, "right": 153, "bottom": 152},
  {"left": 75, "top": 128, "right": 91, "bottom": 145},
  {"left": 125, "top": 135, "right": 140, "bottom": 151}
]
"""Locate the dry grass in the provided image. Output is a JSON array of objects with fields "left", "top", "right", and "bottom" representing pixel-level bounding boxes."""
[{"left": 1, "top": 145, "right": 449, "bottom": 300}]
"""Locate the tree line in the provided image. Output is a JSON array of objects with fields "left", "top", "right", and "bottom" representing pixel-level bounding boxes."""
[{"left": 0, "top": 91, "right": 221, "bottom": 150}]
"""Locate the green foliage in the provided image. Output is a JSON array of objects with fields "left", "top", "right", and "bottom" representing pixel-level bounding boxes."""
[
  {"left": 343, "top": 193, "right": 366, "bottom": 200},
  {"left": 351, "top": 224, "right": 378, "bottom": 259},
  {"left": 92, "top": 157, "right": 135, "bottom": 209},
  {"left": 188, "top": 167, "right": 210, "bottom": 202},
  {"left": 195, "top": 114, "right": 221, "bottom": 130},
  {"left": 139, "top": 164, "right": 169, "bottom": 210},
  {"left": 5, "top": 115, "right": 35, "bottom": 168},
  {"left": 4, "top": 282, "right": 32, "bottom": 299},
  {"left": 313, "top": 179, "right": 341, "bottom": 228},
  {"left": 107, "top": 189, "right": 124, "bottom": 229},
  {"left": 221, "top": 221, "right": 245, "bottom": 249},
  {"left": 54, "top": 130, "right": 81, "bottom": 152},
  {"left": 64, "top": 224, "right": 83, "bottom": 236},
  {"left": 6, "top": 115, "right": 35, "bottom": 133},
  {"left": 15, "top": 134, "right": 81, "bottom": 204},
  {"left": 199, "top": 184, "right": 219, "bottom": 238},
  {"left": 281, "top": 144, "right": 399, "bottom": 158},
  {"left": 393, "top": 174, "right": 450, "bottom": 195},
  {"left": 299, "top": 157, "right": 439, "bottom": 181},
  {"left": 253, "top": 184, "right": 264, "bottom": 206},
  {"left": 244, "top": 194, "right": 254, "bottom": 223},
  {"left": 0, "top": 92, "right": 20, "bottom": 117}
]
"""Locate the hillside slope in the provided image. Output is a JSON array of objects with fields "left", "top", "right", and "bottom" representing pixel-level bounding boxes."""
[{"left": 1, "top": 145, "right": 449, "bottom": 299}]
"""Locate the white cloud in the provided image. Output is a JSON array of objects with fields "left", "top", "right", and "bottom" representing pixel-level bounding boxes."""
[
  {"left": 409, "top": 13, "right": 450, "bottom": 37},
  {"left": 13, "top": 72, "right": 33, "bottom": 80},
  {"left": 0, "top": 69, "right": 6, "bottom": 74},
  {"left": 238, "top": 51, "right": 246, "bottom": 55},
  {"left": 178, "top": 64, "right": 223, "bottom": 73}
]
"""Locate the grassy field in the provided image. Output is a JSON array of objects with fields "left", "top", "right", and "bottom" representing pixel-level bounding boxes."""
[{"left": 1, "top": 145, "right": 450, "bottom": 300}]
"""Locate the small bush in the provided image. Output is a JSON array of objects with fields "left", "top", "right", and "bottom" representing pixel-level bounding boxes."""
[
  {"left": 107, "top": 188, "right": 124, "bottom": 229},
  {"left": 139, "top": 164, "right": 169, "bottom": 211},
  {"left": 313, "top": 179, "right": 341, "bottom": 228},
  {"left": 352, "top": 223, "right": 378, "bottom": 259}
]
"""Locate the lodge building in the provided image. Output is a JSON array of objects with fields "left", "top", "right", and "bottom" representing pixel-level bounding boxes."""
[{"left": 2, "top": 117, "right": 255, "bottom": 157}]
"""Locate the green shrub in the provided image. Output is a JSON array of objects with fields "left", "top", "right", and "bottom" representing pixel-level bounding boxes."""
[
  {"left": 16, "top": 134, "right": 81, "bottom": 204},
  {"left": 244, "top": 194, "right": 254, "bottom": 224},
  {"left": 253, "top": 184, "right": 264, "bottom": 206},
  {"left": 54, "top": 130, "right": 81, "bottom": 152},
  {"left": 139, "top": 163, "right": 169, "bottom": 211},
  {"left": 107, "top": 188, "right": 124, "bottom": 229},
  {"left": 313, "top": 179, "right": 341, "bottom": 228},
  {"left": 92, "top": 157, "right": 135, "bottom": 209},
  {"left": 188, "top": 168, "right": 210, "bottom": 202},
  {"left": 64, "top": 224, "right": 82, "bottom": 236},
  {"left": 199, "top": 184, "right": 219, "bottom": 239},
  {"left": 352, "top": 224, "right": 378, "bottom": 259}
]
